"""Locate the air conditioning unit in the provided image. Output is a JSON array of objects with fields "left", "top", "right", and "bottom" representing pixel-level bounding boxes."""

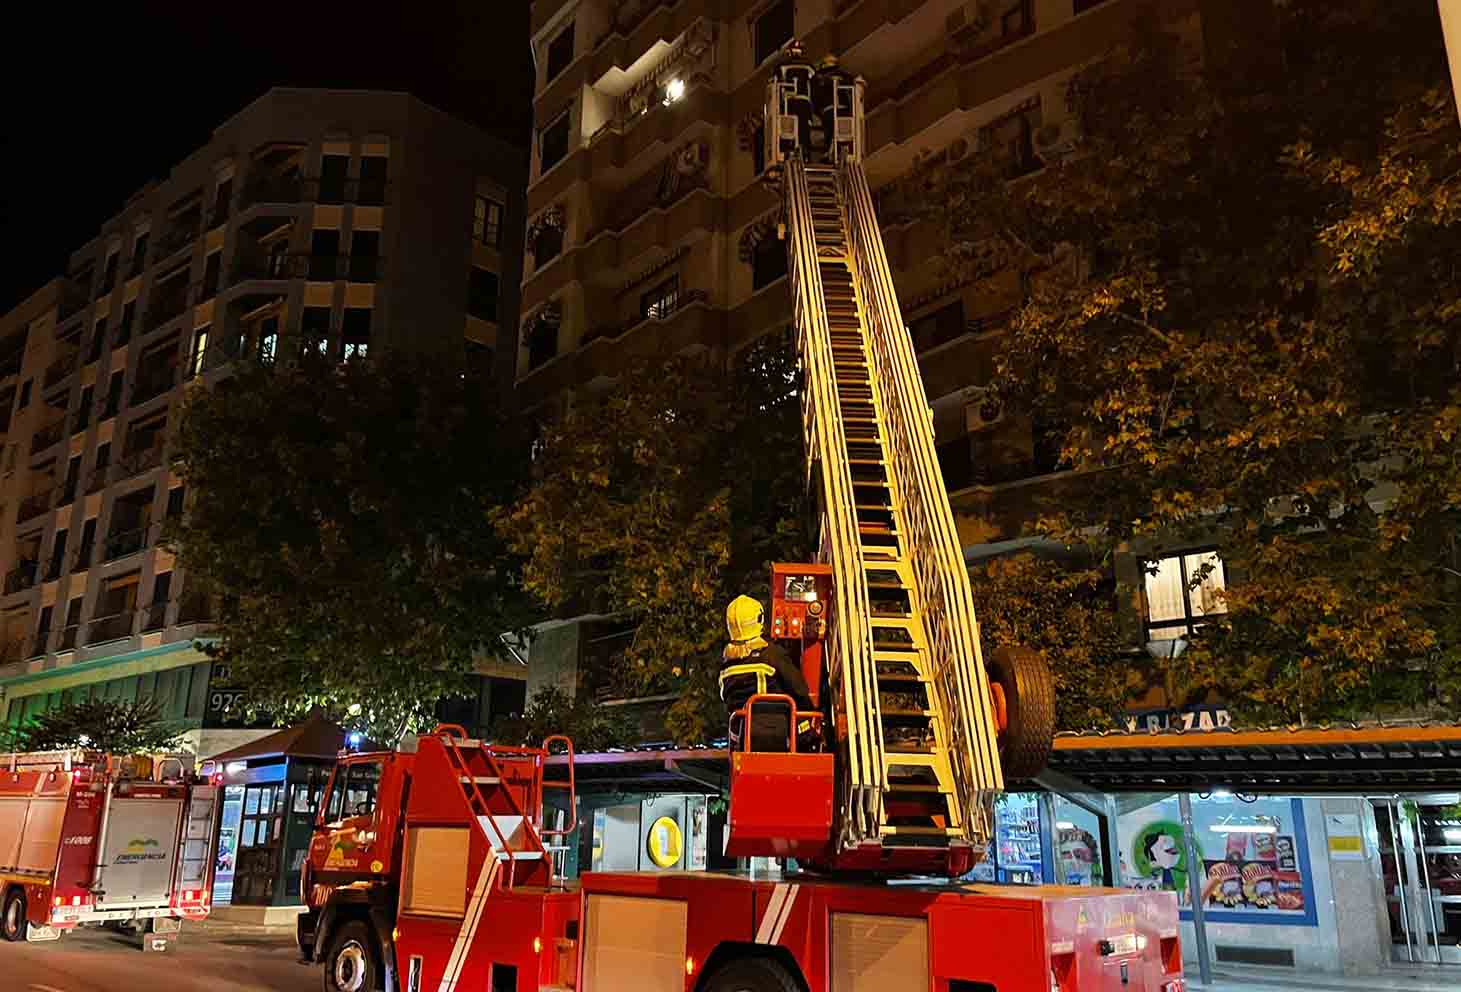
[{"left": 964, "top": 387, "right": 1005, "bottom": 432}]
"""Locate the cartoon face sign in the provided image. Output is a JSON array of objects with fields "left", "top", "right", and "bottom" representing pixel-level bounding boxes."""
[{"left": 1148, "top": 833, "right": 1181, "bottom": 870}]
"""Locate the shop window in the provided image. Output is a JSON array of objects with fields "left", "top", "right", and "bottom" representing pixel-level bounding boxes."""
[
  {"left": 1143, "top": 550, "right": 1226, "bottom": 643},
  {"left": 546, "top": 21, "right": 574, "bottom": 82},
  {"left": 540, "top": 109, "right": 571, "bottom": 174},
  {"left": 754, "top": 0, "right": 794, "bottom": 66}
]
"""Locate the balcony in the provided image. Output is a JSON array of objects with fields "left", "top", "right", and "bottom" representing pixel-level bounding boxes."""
[
  {"left": 240, "top": 174, "right": 303, "bottom": 209},
  {"left": 57, "top": 624, "right": 79, "bottom": 651},
  {"left": 583, "top": 289, "right": 708, "bottom": 346},
  {"left": 145, "top": 285, "right": 193, "bottom": 331},
  {"left": 42, "top": 351, "right": 78, "bottom": 391},
  {"left": 3, "top": 561, "right": 38, "bottom": 596},
  {"left": 71, "top": 540, "right": 94, "bottom": 571},
  {"left": 131, "top": 366, "right": 178, "bottom": 406},
  {"left": 154, "top": 224, "right": 197, "bottom": 260},
  {"left": 140, "top": 599, "right": 169, "bottom": 632},
  {"left": 30, "top": 417, "right": 66, "bottom": 455},
  {"left": 115, "top": 441, "right": 164, "bottom": 479},
  {"left": 16, "top": 490, "right": 53, "bottom": 523},
  {"left": 43, "top": 554, "right": 64, "bottom": 582},
  {"left": 233, "top": 252, "right": 295, "bottom": 282},
  {"left": 86, "top": 611, "right": 135, "bottom": 645},
  {"left": 26, "top": 633, "right": 48, "bottom": 659},
  {"left": 102, "top": 525, "right": 149, "bottom": 562}
]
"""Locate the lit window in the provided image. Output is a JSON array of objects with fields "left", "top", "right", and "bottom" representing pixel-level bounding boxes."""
[
  {"left": 474, "top": 196, "right": 504, "bottom": 247},
  {"left": 1144, "top": 550, "right": 1227, "bottom": 642}
]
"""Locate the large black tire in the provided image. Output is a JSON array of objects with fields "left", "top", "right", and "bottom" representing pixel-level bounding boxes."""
[
  {"left": 987, "top": 646, "right": 1055, "bottom": 780},
  {"left": 1, "top": 888, "right": 27, "bottom": 943},
  {"left": 321, "top": 920, "right": 382, "bottom": 992},
  {"left": 701, "top": 956, "right": 802, "bottom": 992}
]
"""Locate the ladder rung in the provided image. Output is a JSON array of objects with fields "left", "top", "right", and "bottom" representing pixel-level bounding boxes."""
[{"left": 460, "top": 776, "right": 501, "bottom": 785}]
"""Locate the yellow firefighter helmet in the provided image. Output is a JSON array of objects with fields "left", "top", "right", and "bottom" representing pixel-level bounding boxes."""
[{"left": 725, "top": 595, "right": 765, "bottom": 643}]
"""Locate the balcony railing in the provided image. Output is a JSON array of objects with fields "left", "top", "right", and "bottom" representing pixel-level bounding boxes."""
[
  {"left": 3, "top": 561, "right": 38, "bottom": 596},
  {"left": 240, "top": 174, "right": 303, "bottom": 209},
  {"left": 17, "top": 490, "right": 52, "bottom": 523},
  {"left": 583, "top": 289, "right": 708, "bottom": 346},
  {"left": 30, "top": 418, "right": 66, "bottom": 454},
  {"left": 131, "top": 367, "right": 178, "bottom": 405},
  {"left": 102, "top": 525, "right": 149, "bottom": 562},
  {"left": 115, "top": 442, "right": 164, "bottom": 479},
  {"left": 86, "top": 611, "right": 135, "bottom": 645},
  {"left": 140, "top": 600, "right": 169, "bottom": 632},
  {"left": 42, "top": 352, "right": 78, "bottom": 391}
]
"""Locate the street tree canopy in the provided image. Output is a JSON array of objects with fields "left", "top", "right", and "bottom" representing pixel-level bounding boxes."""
[
  {"left": 919, "top": 0, "right": 1461, "bottom": 722},
  {"left": 3, "top": 697, "right": 185, "bottom": 753},
  {"left": 497, "top": 337, "right": 811, "bottom": 743},
  {"left": 170, "top": 352, "right": 533, "bottom": 739}
]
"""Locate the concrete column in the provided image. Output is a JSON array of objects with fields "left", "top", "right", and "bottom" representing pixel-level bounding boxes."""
[{"left": 1323, "top": 797, "right": 1391, "bottom": 975}]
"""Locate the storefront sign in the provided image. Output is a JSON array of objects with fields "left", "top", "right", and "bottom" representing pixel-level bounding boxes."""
[
  {"left": 1324, "top": 813, "right": 1364, "bottom": 860},
  {"left": 1124, "top": 705, "right": 1232, "bottom": 734}
]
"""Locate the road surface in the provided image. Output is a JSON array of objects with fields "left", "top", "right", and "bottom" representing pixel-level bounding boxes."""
[{"left": 4, "top": 924, "right": 310, "bottom": 992}]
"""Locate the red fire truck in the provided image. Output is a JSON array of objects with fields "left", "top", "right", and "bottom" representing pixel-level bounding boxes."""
[
  {"left": 0, "top": 747, "right": 220, "bottom": 946},
  {"left": 301, "top": 45, "right": 1184, "bottom": 992}
]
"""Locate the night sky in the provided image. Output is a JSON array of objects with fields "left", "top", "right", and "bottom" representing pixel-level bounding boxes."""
[{"left": 0, "top": 2, "right": 533, "bottom": 314}]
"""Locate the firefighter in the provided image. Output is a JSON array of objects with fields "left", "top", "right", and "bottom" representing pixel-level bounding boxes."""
[
  {"left": 720, "top": 595, "right": 814, "bottom": 752},
  {"left": 813, "top": 55, "right": 855, "bottom": 163}
]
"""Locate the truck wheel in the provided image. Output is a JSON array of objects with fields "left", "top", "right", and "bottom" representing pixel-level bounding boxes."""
[
  {"left": 987, "top": 646, "right": 1055, "bottom": 780},
  {"left": 2, "top": 889, "right": 27, "bottom": 943},
  {"left": 701, "top": 956, "right": 801, "bottom": 992},
  {"left": 321, "top": 920, "right": 381, "bottom": 992}
]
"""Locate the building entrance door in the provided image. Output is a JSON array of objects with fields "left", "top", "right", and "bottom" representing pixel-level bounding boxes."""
[
  {"left": 1373, "top": 795, "right": 1461, "bottom": 964},
  {"left": 232, "top": 782, "right": 285, "bottom": 904}
]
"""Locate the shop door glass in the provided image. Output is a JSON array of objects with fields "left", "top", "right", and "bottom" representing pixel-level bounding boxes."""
[
  {"left": 1375, "top": 795, "right": 1461, "bottom": 965},
  {"left": 213, "top": 785, "right": 244, "bottom": 904},
  {"left": 233, "top": 782, "right": 286, "bottom": 904}
]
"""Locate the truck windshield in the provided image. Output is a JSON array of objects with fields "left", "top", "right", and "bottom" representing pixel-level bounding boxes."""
[{"left": 324, "top": 760, "right": 382, "bottom": 823}]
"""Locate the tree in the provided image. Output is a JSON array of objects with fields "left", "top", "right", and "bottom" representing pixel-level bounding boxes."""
[
  {"left": 968, "top": 553, "right": 1138, "bottom": 731},
  {"left": 487, "top": 686, "right": 636, "bottom": 752},
  {"left": 5, "top": 697, "right": 185, "bottom": 753},
  {"left": 920, "top": 1, "right": 1461, "bottom": 723},
  {"left": 169, "top": 352, "right": 534, "bottom": 739},
  {"left": 497, "top": 336, "right": 811, "bottom": 742}
]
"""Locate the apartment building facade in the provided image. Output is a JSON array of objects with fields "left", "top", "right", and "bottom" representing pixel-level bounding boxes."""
[
  {"left": 0, "top": 88, "right": 527, "bottom": 757},
  {"left": 515, "top": 0, "right": 1244, "bottom": 702}
]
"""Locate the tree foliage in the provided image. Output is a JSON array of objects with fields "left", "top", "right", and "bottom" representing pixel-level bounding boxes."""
[
  {"left": 170, "top": 353, "right": 533, "bottom": 739},
  {"left": 921, "top": 1, "right": 1461, "bottom": 723},
  {"left": 969, "top": 553, "right": 1137, "bottom": 730},
  {"left": 487, "top": 686, "right": 636, "bottom": 753},
  {"left": 3, "top": 697, "right": 185, "bottom": 753},
  {"left": 498, "top": 337, "right": 811, "bottom": 742}
]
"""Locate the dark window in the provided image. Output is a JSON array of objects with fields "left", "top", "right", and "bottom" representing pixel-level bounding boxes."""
[
  {"left": 546, "top": 22, "right": 575, "bottom": 81},
  {"left": 754, "top": 0, "right": 795, "bottom": 66},
  {"left": 94, "top": 441, "right": 111, "bottom": 472},
  {"left": 909, "top": 301, "right": 966, "bottom": 352},
  {"left": 17, "top": 380, "right": 31, "bottom": 409},
  {"left": 466, "top": 339, "right": 494, "bottom": 376},
  {"left": 75, "top": 386, "right": 93, "bottom": 432},
  {"left": 129, "top": 234, "right": 149, "bottom": 279},
  {"left": 358, "top": 156, "right": 388, "bottom": 206},
  {"left": 310, "top": 229, "right": 341, "bottom": 280},
  {"left": 534, "top": 225, "right": 564, "bottom": 266},
  {"left": 99, "top": 252, "right": 119, "bottom": 295},
  {"left": 752, "top": 235, "right": 788, "bottom": 290},
  {"left": 640, "top": 276, "right": 680, "bottom": 320},
  {"left": 474, "top": 196, "right": 503, "bottom": 247},
  {"left": 467, "top": 268, "right": 500, "bottom": 322},
  {"left": 201, "top": 252, "right": 222, "bottom": 299},
  {"left": 61, "top": 456, "right": 81, "bottom": 503},
  {"left": 753, "top": 123, "right": 766, "bottom": 176},
  {"left": 166, "top": 486, "right": 185, "bottom": 518},
  {"left": 319, "top": 155, "right": 349, "bottom": 204},
  {"left": 211, "top": 178, "right": 233, "bottom": 225},
  {"left": 46, "top": 531, "right": 66, "bottom": 582},
  {"left": 540, "top": 110, "right": 571, "bottom": 174},
  {"left": 341, "top": 308, "right": 371, "bottom": 360},
  {"left": 117, "top": 300, "right": 136, "bottom": 345},
  {"left": 105, "top": 372, "right": 124, "bottom": 418},
  {"left": 90, "top": 319, "right": 107, "bottom": 362},
  {"left": 145, "top": 571, "right": 172, "bottom": 630},
  {"left": 301, "top": 306, "right": 332, "bottom": 352},
  {"left": 527, "top": 321, "right": 558, "bottom": 371},
  {"left": 1073, "top": 0, "right": 1110, "bottom": 13},
  {"left": 349, "top": 230, "right": 380, "bottom": 282}
]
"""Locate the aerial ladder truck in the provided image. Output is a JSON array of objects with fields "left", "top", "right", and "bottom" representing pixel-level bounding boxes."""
[{"left": 300, "top": 45, "right": 1185, "bottom": 992}]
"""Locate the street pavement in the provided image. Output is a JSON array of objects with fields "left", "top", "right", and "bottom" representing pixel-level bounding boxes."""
[{"left": 3, "top": 922, "right": 311, "bottom": 992}]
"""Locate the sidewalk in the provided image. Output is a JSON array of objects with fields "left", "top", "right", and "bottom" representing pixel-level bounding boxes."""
[{"left": 1189, "top": 963, "right": 1458, "bottom": 992}]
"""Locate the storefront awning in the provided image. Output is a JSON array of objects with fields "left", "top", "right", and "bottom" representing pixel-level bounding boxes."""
[
  {"left": 1048, "top": 723, "right": 1461, "bottom": 794},
  {"left": 203, "top": 711, "right": 353, "bottom": 765}
]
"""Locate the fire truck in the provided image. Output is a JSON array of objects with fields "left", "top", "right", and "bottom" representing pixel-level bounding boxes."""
[
  {"left": 299, "top": 44, "right": 1184, "bottom": 992},
  {"left": 0, "top": 747, "right": 220, "bottom": 947}
]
